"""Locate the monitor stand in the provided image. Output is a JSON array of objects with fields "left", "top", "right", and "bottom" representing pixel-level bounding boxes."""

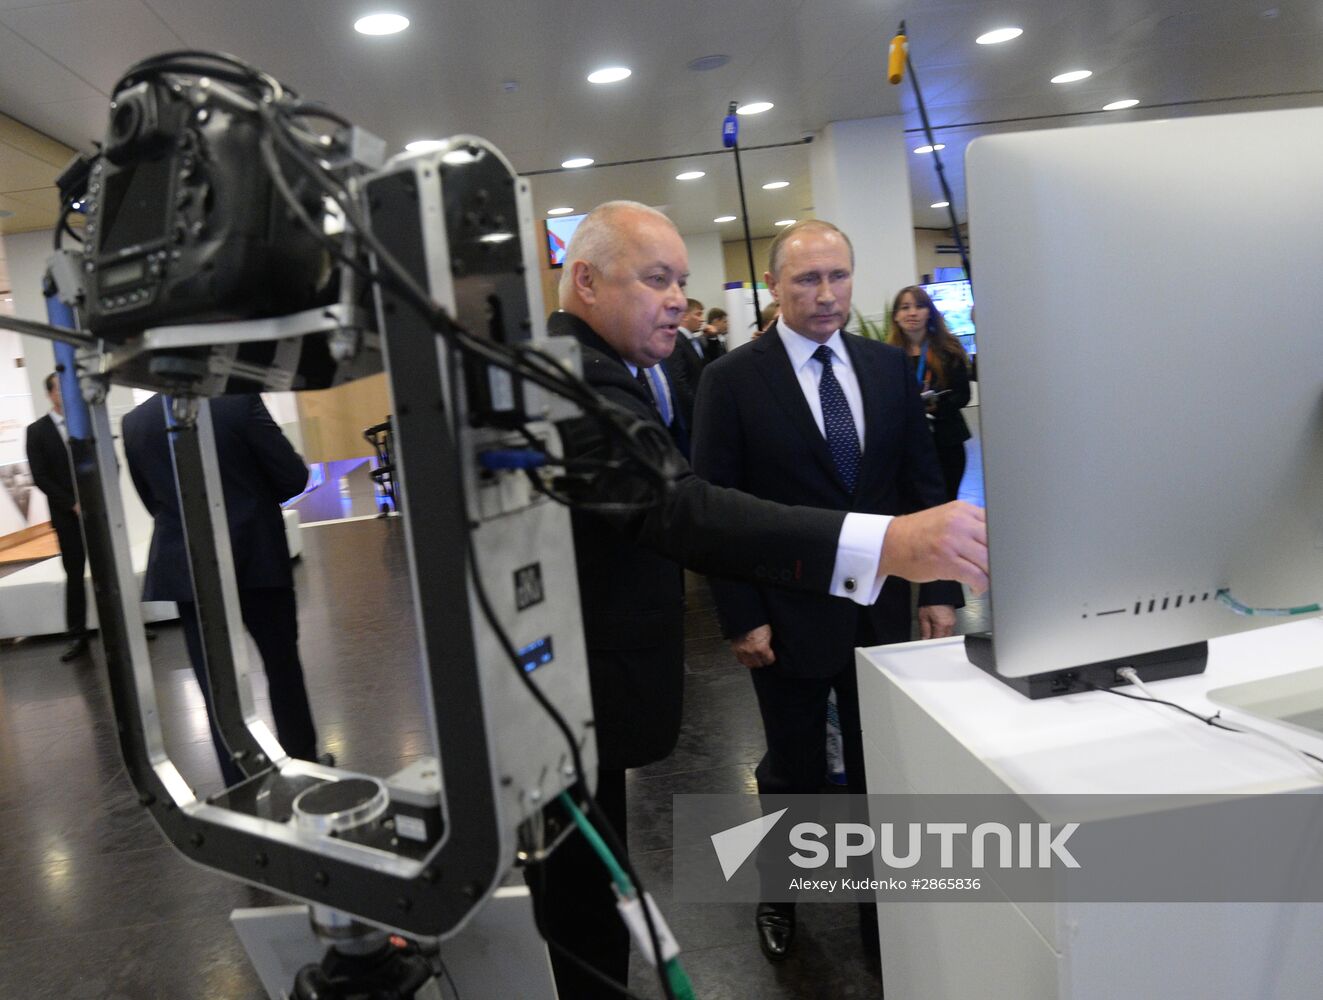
[{"left": 964, "top": 633, "right": 1209, "bottom": 700}]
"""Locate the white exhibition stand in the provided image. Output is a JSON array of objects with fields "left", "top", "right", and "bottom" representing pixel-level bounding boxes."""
[
  {"left": 857, "top": 618, "right": 1323, "bottom": 1000},
  {"left": 0, "top": 508, "right": 303, "bottom": 641}
]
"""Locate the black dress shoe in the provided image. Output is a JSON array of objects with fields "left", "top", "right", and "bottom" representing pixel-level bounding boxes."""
[
  {"left": 756, "top": 901, "right": 796, "bottom": 961},
  {"left": 59, "top": 637, "right": 89, "bottom": 662}
]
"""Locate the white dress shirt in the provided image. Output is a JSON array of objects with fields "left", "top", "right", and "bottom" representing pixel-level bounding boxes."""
[
  {"left": 680, "top": 327, "right": 706, "bottom": 358},
  {"left": 50, "top": 408, "right": 69, "bottom": 445},
  {"left": 776, "top": 319, "right": 891, "bottom": 605}
]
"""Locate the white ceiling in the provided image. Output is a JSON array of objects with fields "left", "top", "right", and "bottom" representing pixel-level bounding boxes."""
[{"left": 0, "top": 0, "right": 1321, "bottom": 240}]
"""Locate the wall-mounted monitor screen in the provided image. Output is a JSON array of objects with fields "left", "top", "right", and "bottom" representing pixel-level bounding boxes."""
[
  {"left": 919, "top": 277, "right": 975, "bottom": 355},
  {"left": 545, "top": 214, "right": 586, "bottom": 268}
]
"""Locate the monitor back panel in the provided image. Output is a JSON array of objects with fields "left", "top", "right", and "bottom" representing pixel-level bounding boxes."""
[{"left": 967, "top": 107, "right": 1323, "bottom": 677}]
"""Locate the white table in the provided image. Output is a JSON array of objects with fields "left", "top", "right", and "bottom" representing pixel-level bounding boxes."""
[{"left": 857, "top": 618, "right": 1323, "bottom": 1000}]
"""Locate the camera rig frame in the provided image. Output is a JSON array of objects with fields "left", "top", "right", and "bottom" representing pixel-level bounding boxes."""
[{"left": 14, "top": 66, "right": 632, "bottom": 944}]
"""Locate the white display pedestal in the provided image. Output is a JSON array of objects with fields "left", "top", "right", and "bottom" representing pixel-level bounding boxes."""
[{"left": 856, "top": 618, "right": 1323, "bottom": 1000}]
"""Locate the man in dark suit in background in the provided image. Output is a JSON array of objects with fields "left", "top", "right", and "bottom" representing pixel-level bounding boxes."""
[
  {"left": 657, "top": 296, "right": 707, "bottom": 451},
  {"left": 534, "top": 201, "right": 988, "bottom": 998},
  {"left": 123, "top": 393, "right": 320, "bottom": 787},
  {"left": 25, "top": 372, "right": 88, "bottom": 661},
  {"left": 703, "top": 307, "right": 729, "bottom": 362},
  {"left": 692, "top": 219, "right": 966, "bottom": 962}
]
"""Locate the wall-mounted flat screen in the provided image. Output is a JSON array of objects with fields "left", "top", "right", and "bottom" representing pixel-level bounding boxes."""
[
  {"left": 545, "top": 214, "right": 586, "bottom": 268},
  {"left": 920, "top": 278, "right": 975, "bottom": 355}
]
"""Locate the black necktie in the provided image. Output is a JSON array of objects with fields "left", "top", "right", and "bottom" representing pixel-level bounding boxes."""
[{"left": 813, "top": 344, "right": 860, "bottom": 492}]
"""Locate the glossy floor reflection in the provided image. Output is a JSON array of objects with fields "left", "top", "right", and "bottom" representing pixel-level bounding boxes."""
[{"left": 0, "top": 516, "right": 981, "bottom": 998}]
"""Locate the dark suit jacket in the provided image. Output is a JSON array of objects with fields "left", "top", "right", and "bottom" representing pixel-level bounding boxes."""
[
  {"left": 122, "top": 395, "right": 308, "bottom": 603},
  {"left": 26, "top": 414, "right": 77, "bottom": 515},
  {"left": 918, "top": 349, "right": 973, "bottom": 448},
  {"left": 702, "top": 336, "right": 727, "bottom": 364},
  {"left": 550, "top": 310, "right": 845, "bottom": 768},
  {"left": 692, "top": 329, "right": 962, "bottom": 680},
  {"left": 655, "top": 352, "right": 693, "bottom": 457},
  {"left": 663, "top": 332, "right": 706, "bottom": 442}
]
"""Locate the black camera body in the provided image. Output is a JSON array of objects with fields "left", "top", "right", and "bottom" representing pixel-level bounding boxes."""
[{"left": 81, "top": 76, "right": 327, "bottom": 342}]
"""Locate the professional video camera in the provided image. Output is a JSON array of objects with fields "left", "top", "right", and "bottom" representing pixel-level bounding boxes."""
[{"left": 13, "top": 50, "right": 688, "bottom": 1000}]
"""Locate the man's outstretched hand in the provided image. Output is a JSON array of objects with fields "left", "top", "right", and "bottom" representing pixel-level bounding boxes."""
[{"left": 879, "top": 501, "right": 988, "bottom": 594}]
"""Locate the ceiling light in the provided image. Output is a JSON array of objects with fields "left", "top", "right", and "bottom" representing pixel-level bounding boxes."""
[
  {"left": 762, "top": 180, "right": 790, "bottom": 190},
  {"left": 736, "top": 101, "right": 774, "bottom": 116},
  {"left": 676, "top": 170, "right": 706, "bottom": 181},
  {"left": 931, "top": 201, "right": 950, "bottom": 209},
  {"left": 354, "top": 12, "right": 409, "bottom": 35},
  {"left": 714, "top": 215, "right": 737, "bottom": 223},
  {"left": 774, "top": 219, "right": 796, "bottom": 227},
  {"left": 405, "top": 139, "right": 444, "bottom": 152},
  {"left": 479, "top": 232, "right": 515, "bottom": 244},
  {"left": 1051, "top": 70, "right": 1093, "bottom": 84},
  {"left": 914, "top": 144, "right": 946, "bottom": 154},
  {"left": 688, "top": 54, "right": 730, "bottom": 72},
  {"left": 561, "top": 157, "right": 594, "bottom": 169},
  {"left": 976, "top": 27, "right": 1023, "bottom": 45},
  {"left": 1103, "top": 99, "right": 1140, "bottom": 111},
  {"left": 587, "top": 67, "right": 631, "bottom": 84},
  {"left": 547, "top": 206, "right": 575, "bottom": 216}
]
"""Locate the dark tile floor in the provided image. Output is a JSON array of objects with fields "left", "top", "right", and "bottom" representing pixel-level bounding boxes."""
[{"left": 0, "top": 485, "right": 987, "bottom": 998}]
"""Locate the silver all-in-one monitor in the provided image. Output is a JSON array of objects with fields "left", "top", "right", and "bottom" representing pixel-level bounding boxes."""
[{"left": 964, "top": 106, "right": 1323, "bottom": 698}]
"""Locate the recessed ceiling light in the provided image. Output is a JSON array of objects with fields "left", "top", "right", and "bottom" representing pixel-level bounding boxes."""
[
  {"left": 479, "top": 232, "right": 515, "bottom": 244},
  {"left": 736, "top": 101, "right": 774, "bottom": 116},
  {"left": 1051, "top": 70, "right": 1093, "bottom": 84},
  {"left": 774, "top": 219, "right": 796, "bottom": 227},
  {"left": 1103, "top": 98, "right": 1140, "bottom": 111},
  {"left": 561, "top": 157, "right": 594, "bottom": 169},
  {"left": 714, "top": 215, "right": 737, "bottom": 223},
  {"left": 405, "top": 139, "right": 445, "bottom": 152},
  {"left": 587, "top": 66, "right": 631, "bottom": 84},
  {"left": 354, "top": 12, "right": 409, "bottom": 35},
  {"left": 976, "top": 27, "right": 1023, "bottom": 45},
  {"left": 914, "top": 144, "right": 946, "bottom": 154},
  {"left": 547, "top": 206, "right": 575, "bottom": 216},
  {"left": 762, "top": 180, "right": 790, "bottom": 190},
  {"left": 676, "top": 170, "right": 706, "bottom": 181},
  {"left": 931, "top": 201, "right": 950, "bottom": 209},
  {"left": 688, "top": 53, "right": 730, "bottom": 72}
]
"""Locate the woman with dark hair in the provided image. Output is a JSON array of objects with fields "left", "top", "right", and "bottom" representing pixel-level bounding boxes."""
[{"left": 887, "top": 285, "right": 972, "bottom": 501}]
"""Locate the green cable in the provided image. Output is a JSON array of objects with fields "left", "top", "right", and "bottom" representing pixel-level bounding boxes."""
[
  {"left": 666, "top": 958, "right": 697, "bottom": 1000},
  {"left": 559, "top": 792, "right": 698, "bottom": 996},
  {"left": 1217, "top": 589, "right": 1323, "bottom": 618},
  {"left": 558, "top": 792, "right": 633, "bottom": 896}
]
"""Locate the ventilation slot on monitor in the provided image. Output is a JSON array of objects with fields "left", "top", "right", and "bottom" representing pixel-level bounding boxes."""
[
  {"left": 1123, "top": 590, "right": 1216, "bottom": 615},
  {"left": 1093, "top": 589, "right": 1217, "bottom": 618}
]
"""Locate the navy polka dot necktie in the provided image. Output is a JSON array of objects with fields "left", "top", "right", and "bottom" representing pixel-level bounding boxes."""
[{"left": 813, "top": 344, "right": 860, "bottom": 492}]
